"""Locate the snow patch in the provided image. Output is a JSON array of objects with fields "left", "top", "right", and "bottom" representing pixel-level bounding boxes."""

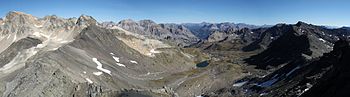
[
  {"left": 260, "top": 92, "right": 268, "bottom": 96},
  {"left": 319, "top": 38, "right": 326, "bottom": 43},
  {"left": 109, "top": 54, "right": 126, "bottom": 67},
  {"left": 150, "top": 49, "right": 161, "bottom": 53},
  {"left": 83, "top": 71, "right": 87, "bottom": 74},
  {"left": 286, "top": 66, "right": 300, "bottom": 76},
  {"left": 233, "top": 81, "right": 248, "bottom": 87},
  {"left": 85, "top": 78, "right": 93, "bottom": 84},
  {"left": 59, "top": 40, "right": 71, "bottom": 44},
  {"left": 258, "top": 78, "right": 278, "bottom": 87},
  {"left": 299, "top": 83, "right": 313, "bottom": 95},
  {"left": 12, "top": 34, "right": 17, "bottom": 42},
  {"left": 130, "top": 60, "right": 138, "bottom": 64},
  {"left": 116, "top": 63, "right": 126, "bottom": 67},
  {"left": 93, "top": 72, "right": 103, "bottom": 76},
  {"left": 34, "top": 24, "right": 43, "bottom": 28},
  {"left": 92, "top": 58, "right": 111, "bottom": 75},
  {"left": 36, "top": 44, "right": 45, "bottom": 48},
  {"left": 112, "top": 56, "right": 120, "bottom": 63},
  {"left": 147, "top": 48, "right": 162, "bottom": 57}
]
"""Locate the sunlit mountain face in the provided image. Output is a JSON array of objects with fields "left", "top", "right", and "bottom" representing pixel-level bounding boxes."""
[{"left": 0, "top": 0, "right": 349, "bottom": 97}]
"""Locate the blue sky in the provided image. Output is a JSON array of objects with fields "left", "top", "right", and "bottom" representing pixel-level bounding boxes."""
[{"left": 0, "top": 0, "right": 349, "bottom": 26}]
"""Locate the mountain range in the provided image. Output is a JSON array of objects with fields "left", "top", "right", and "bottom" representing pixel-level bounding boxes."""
[{"left": 0, "top": 11, "right": 349, "bottom": 97}]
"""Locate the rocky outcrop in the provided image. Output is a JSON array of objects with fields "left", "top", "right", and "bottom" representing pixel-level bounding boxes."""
[
  {"left": 192, "top": 27, "right": 263, "bottom": 51},
  {"left": 0, "top": 37, "right": 41, "bottom": 68},
  {"left": 76, "top": 15, "right": 97, "bottom": 27},
  {"left": 244, "top": 22, "right": 335, "bottom": 69},
  {"left": 183, "top": 22, "right": 261, "bottom": 39},
  {"left": 301, "top": 38, "right": 350, "bottom": 97},
  {"left": 103, "top": 20, "right": 200, "bottom": 47}
]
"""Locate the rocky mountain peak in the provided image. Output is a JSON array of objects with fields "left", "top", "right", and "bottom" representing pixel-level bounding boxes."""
[
  {"left": 205, "top": 23, "right": 219, "bottom": 30},
  {"left": 6, "top": 11, "right": 32, "bottom": 18},
  {"left": 138, "top": 19, "right": 158, "bottom": 27},
  {"left": 100, "top": 21, "right": 116, "bottom": 28},
  {"left": 296, "top": 21, "right": 309, "bottom": 27},
  {"left": 243, "top": 21, "right": 338, "bottom": 69},
  {"left": 43, "top": 15, "right": 59, "bottom": 20},
  {"left": 139, "top": 19, "right": 156, "bottom": 24},
  {"left": 4, "top": 11, "right": 38, "bottom": 24},
  {"left": 42, "top": 15, "right": 65, "bottom": 23},
  {"left": 118, "top": 19, "right": 137, "bottom": 25},
  {"left": 340, "top": 27, "right": 350, "bottom": 30},
  {"left": 76, "top": 14, "right": 97, "bottom": 26}
]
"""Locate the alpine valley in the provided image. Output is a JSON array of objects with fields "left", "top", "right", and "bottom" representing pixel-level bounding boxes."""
[{"left": 0, "top": 11, "right": 349, "bottom": 97}]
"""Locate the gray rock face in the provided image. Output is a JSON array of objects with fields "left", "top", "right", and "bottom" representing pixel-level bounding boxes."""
[
  {"left": 244, "top": 22, "right": 339, "bottom": 69},
  {"left": 243, "top": 22, "right": 344, "bottom": 52},
  {"left": 76, "top": 15, "right": 97, "bottom": 27},
  {"left": 116, "top": 19, "right": 146, "bottom": 35},
  {"left": 159, "top": 23, "right": 200, "bottom": 46},
  {"left": 207, "top": 31, "right": 232, "bottom": 42},
  {"left": 0, "top": 37, "right": 41, "bottom": 68},
  {"left": 113, "top": 19, "right": 200, "bottom": 47},
  {"left": 183, "top": 22, "right": 262, "bottom": 39},
  {"left": 191, "top": 27, "right": 263, "bottom": 51}
]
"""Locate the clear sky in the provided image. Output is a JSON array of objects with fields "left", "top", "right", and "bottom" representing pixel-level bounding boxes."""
[{"left": 0, "top": 0, "right": 349, "bottom": 26}]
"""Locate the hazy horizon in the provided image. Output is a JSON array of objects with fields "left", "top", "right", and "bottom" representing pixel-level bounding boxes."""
[{"left": 1, "top": 0, "right": 349, "bottom": 27}]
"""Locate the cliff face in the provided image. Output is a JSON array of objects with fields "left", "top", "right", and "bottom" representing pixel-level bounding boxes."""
[
  {"left": 301, "top": 39, "right": 350, "bottom": 97},
  {"left": 244, "top": 22, "right": 334, "bottom": 69}
]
